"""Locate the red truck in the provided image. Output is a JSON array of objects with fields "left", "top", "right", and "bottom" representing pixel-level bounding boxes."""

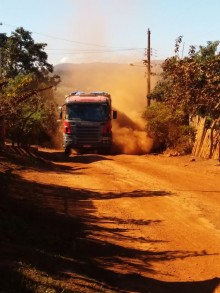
[{"left": 59, "top": 91, "right": 117, "bottom": 156}]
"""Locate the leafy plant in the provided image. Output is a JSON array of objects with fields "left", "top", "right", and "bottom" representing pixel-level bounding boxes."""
[
  {"left": 157, "top": 40, "right": 220, "bottom": 118},
  {"left": 144, "top": 102, "right": 195, "bottom": 153},
  {"left": 145, "top": 39, "right": 220, "bottom": 153},
  {"left": 0, "top": 27, "right": 61, "bottom": 146}
]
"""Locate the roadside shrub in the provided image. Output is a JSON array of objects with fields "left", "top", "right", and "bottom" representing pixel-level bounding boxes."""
[{"left": 143, "top": 102, "right": 195, "bottom": 153}]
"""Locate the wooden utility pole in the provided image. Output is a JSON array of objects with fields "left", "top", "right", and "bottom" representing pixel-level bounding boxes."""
[{"left": 147, "top": 28, "right": 151, "bottom": 106}]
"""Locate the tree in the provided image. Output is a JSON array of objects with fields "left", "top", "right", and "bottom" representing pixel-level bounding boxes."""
[
  {"left": 144, "top": 39, "right": 220, "bottom": 153},
  {"left": 0, "top": 27, "right": 60, "bottom": 147},
  {"left": 0, "top": 74, "right": 58, "bottom": 146},
  {"left": 1, "top": 27, "right": 52, "bottom": 80},
  {"left": 144, "top": 102, "right": 195, "bottom": 153},
  {"left": 156, "top": 40, "right": 220, "bottom": 118}
]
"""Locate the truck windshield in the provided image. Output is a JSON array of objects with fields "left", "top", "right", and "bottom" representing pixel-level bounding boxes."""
[{"left": 66, "top": 103, "right": 110, "bottom": 122}]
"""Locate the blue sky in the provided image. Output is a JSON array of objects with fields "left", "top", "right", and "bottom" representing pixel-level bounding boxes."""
[{"left": 1, "top": 0, "right": 220, "bottom": 65}]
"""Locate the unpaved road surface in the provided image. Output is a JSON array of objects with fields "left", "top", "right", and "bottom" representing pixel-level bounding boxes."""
[{"left": 1, "top": 148, "right": 220, "bottom": 293}]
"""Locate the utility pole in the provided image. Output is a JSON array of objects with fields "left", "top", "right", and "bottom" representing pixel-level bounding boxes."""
[
  {"left": 147, "top": 28, "right": 151, "bottom": 106},
  {"left": 143, "top": 28, "right": 151, "bottom": 106}
]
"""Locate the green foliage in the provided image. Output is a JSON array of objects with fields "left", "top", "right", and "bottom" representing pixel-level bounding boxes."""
[
  {"left": 158, "top": 40, "right": 220, "bottom": 118},
  {"left": 0, "top": 27, "right": 61, "bottom": 146},
  {"left": 1, "top": 27, "right": 52, "bottom": 80},
  {"left": 0, "top": 33, "right": 7, "bottom": 48},
  {"left": 145, "top": 39, "right": 220, "bottom": 152},
  {"left": 144, "top": 102, "right": 195, "bottom": 153},
  {"left": 147, "top": 80, "right": 168, "bottom": 102},
  {"left": 0, "top": 74, "right": 58, "bottom": 145}
]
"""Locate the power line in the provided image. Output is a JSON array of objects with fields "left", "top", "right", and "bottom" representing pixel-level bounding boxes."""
[
  {"left": 2, "top": 22, "right": 142, "bottom": 50},
  {"left": 1, "top": 22, "right": 161, "bottom": 61},
  {"left": 46, "top": 48, "right": 144, "bottom": 51},
  {"left": 46, "top": 48, "right": 145, "bottom": 55}
]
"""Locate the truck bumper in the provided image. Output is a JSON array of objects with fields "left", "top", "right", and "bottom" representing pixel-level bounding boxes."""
[{"left": 63, "top": 133, "right": 112, "bottom": 150}]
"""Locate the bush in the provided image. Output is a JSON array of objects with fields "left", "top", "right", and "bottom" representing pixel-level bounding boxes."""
[{"left": 143, "top": 102, "right": 195, "bottom": 153}]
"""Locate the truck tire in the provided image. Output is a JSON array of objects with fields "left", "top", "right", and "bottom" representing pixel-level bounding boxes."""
[
  {"left": 64, "top": 147, "right": 71, "bottom": 157},
  {"left": 98, "top": 147, "right": 112, "bottom": 155}
]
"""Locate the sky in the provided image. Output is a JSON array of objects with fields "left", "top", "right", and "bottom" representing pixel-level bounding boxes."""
[{"left": 1, "top": 0, "right": 220, "bottom": 66}]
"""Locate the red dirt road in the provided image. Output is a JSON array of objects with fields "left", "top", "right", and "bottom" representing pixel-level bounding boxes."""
[{"left": 1, "top": 148, "right": 220, "bottom": 292}]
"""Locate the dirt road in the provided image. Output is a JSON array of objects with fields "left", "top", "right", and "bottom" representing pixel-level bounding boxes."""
[{"left": 1, "top": 148, "right": 220, "bottom": 292}]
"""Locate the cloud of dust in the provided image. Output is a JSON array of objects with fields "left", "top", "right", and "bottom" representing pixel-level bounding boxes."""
[
  {"left": 56, "top": 0, "right": 160, "bottom": 153},
  {"left": 108, "top": 67, "right": 155, "bottom": 154},
  {"left": 112, "top": 110, "right": 153, "bottom": 155},
  {"left": 71, "top": 0, "right": 106, "bottom": 43},
  {"left": 60, "top": 0, "right": 144, "bottom": 64},
  {"left": 56, "top": 63, "right": 159, "bottom": 154},
  {"left": 55, "top": 0, "right": 163, "bottom": 154}
]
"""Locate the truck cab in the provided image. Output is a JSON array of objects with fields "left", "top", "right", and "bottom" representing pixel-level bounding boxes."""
[{"left": 59, "top": 92, "right": 117, "bottom": 156}]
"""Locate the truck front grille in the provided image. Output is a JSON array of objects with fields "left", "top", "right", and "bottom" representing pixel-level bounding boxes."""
[{"left": 73, "top": 123, "right": 101, "bottom": 144}]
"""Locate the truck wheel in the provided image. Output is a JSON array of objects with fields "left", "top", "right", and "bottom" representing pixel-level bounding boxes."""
[
  {"left": 98, "top": 147, "right": 111, "bottom": 155},
  {"left": 64, "top": 147, "right": 71, "bottom": 157}
]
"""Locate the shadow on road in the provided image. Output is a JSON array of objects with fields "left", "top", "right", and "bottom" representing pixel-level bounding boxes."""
[
  {"left": 38, "top": 148, "right": 113, "bottom": 164},
  {"left": 0, "top": 150, "right": 219, "bottom": 293}
]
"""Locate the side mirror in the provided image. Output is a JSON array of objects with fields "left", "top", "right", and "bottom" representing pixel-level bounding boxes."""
[{"left": 113, "top": 110, "right": 117, "bottom": 119}]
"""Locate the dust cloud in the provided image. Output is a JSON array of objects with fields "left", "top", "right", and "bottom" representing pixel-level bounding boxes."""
[
  {"left": 56, "top": 62, "right": 159, "bottom": 154},
  {"left": 54, "top": 1, "right": 161, "bottom": 154},
  {"left": 112, "top": 110, "right": 153, "bottom": 155}
]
